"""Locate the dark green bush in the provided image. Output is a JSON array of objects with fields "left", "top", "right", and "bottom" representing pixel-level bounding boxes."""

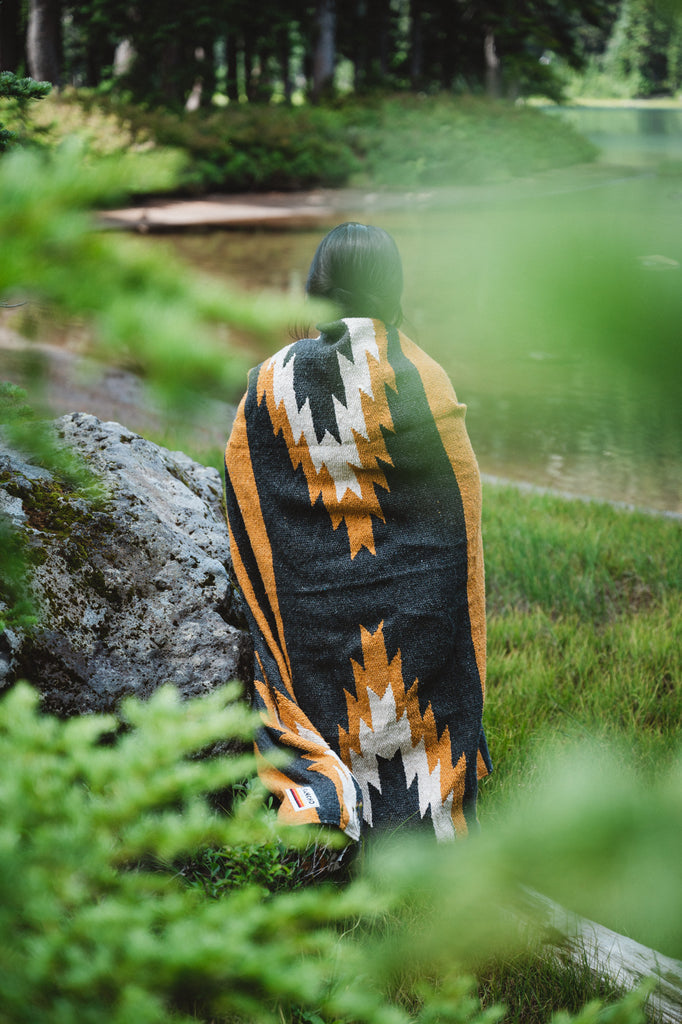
[
  {"left": 107, "top": 102, "right": 361, "bottom": 192},
  {"left": 0, "top": 682, "right": 396, "bottom": 1024},
  {"left": 60, "top": 92, "right": 596, "bottom": 195}
]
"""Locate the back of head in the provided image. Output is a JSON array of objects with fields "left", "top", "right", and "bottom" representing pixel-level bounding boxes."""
[{"left": 306, "top": 222, "right": 403, "bottom": 327}]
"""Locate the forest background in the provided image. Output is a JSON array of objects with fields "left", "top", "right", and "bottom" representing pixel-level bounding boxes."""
[{"left": 2, "top": 0, "right": 682, "bottom": 107}]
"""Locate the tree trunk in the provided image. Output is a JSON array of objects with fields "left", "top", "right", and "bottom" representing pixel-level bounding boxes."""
[
  {"left": 312, "top": 0, "right": 335, "bottom": 102},
  {"left": 521, "top": 890, "right": 682, "bottom": 1024},
  {"left": 377, "top": 0, "right": 391, "bottom": 80},
  {"left": 113, "top": 39, "right": 135, "bottom": 78},
  {"left": 365, "top": 0, "right": 391, "bottom": 86},
  {"left": 26, "top": 0, "right": 61, "bottom": 84},
  {"left": 0, "top": 0, "right": 24, "bottom": 72},
  {"left": 484, "top": 30, "right": 501, "bottom": 98},
  {"left": 409, "top": 0, "right": 424, "bottom": 89},
  {"left": 158, "top": 40, "right": 180, "bottom": 105},
  {"left": 197, "top": 42, "right": 217, "bottom": 108},
  {"left": 278, "top": 25, "right": 292, "bottom": 103},
  {"left": 243, "top": 31, "right": 255, "bottom": 102},
  {"left": 225, "top": 33, "right": 239, "bottom": 102},
  {"left": 351, "top": 0, "right": 368, "bottom": 92},
  {"left": 85, "top": 36, "right": 117, "bottom": 88}
]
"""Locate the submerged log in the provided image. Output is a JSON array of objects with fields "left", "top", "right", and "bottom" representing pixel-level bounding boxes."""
[{"left": 525, "top": 890, "right": 682, "bottom": 1024}]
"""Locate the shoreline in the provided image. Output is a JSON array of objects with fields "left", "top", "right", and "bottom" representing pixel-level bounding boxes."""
[
  {"left": 1, "top": 325, "right": 679, "bottom": 520},
  {"left": 97, "top": 163, "right": 647, "bottom": 232},
  {"left": 480, "top": 473, "right": 682, "bottom": 522}
]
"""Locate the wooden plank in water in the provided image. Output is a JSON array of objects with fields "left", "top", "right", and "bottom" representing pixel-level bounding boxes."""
[{"left": 525, "top": 890, "right": 682, "bottom": 1024}]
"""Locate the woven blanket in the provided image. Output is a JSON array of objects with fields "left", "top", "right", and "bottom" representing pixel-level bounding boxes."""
[{"left": 224, "top": 317, "right": 491, "bottom": 842}]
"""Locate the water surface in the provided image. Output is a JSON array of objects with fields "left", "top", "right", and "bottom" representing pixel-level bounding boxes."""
[
  {"left": 549, "top": 105, "right": 682, "bottom": 168},
  {"left": 153, "top": 134, "right": 682, "bottom": 513}
]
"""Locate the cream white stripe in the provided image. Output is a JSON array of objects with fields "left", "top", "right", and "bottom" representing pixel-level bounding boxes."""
[{"left": 269, "top": 319, "right": 382, "bottom": 501}]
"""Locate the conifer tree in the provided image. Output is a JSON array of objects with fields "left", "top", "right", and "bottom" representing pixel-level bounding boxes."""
[{"left": 0, "top": 70, "right": 51, "bottom": 150}]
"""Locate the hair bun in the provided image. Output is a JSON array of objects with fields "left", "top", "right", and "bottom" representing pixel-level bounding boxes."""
[{"left": 306, "top": 223, "right": 403, "bottom": 326}]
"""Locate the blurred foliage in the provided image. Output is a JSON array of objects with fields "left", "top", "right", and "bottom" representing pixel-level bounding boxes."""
[
  {"left": 0, "top": 514, "right": 36, "bottom": 632},
  {"left": 0, "top": 382, "right": 102, "bottom": 492},
  {"left": 480, "top": 484, "right": 681, "bottom": 904},
  {"left": 0, "top": 381, "right": 33, "bottom": 425},
  {"left": 0, "top": 680, "right": 677, "bottom": 1024},
  {"left": 0, "top": 682, "right": 378, "bottom": 1024},
  {"left": 0, "top": 141, "right": 319, "bottom": 404},
  {"left": 0, "top": 136, "right": 320, "bottom": 639},
  {"left": 345, "top": 95, "right": 597, "bottom": 187},
  {"left": 5, "top": 1, "right": 680, "bottom": 119},
  {"left": 603, "top": 0, "right": 682, "bottom": 97},
  {"left": 41, "top": 0, "right": 616, "bottom": 106},
  {"left": 364, "top": 740, "right": 682, "bottom": 967},
  {"left": 104, "top": 98, "right": 362, "bottom": 193},
  {"left": 0, "top": 382, "right": 103, "bottom": 632}
]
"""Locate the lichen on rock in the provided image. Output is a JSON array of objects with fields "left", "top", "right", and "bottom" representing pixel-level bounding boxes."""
[{"left": 0, "top": 413, "right": 251, "bottom": 717}]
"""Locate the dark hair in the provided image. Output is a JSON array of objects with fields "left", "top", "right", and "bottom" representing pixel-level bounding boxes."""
[{"left": 305, "top": 222, "right": 403, "bottom": 326}]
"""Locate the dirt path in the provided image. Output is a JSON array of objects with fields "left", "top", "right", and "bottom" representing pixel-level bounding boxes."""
[{"left": 0, "top": 326, "right": 236, "bottom": 456}]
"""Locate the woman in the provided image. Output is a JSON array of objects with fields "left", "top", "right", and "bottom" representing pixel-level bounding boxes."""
[{"left": 224, "top": 223, "right": 491, "bottom": 844}]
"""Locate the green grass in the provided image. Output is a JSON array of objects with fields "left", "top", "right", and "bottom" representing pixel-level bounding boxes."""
[
  {"left": 475, "top": 947, "right": 638, "bottom": 1024},
  {"left": 345, "top": 94, "right": 597, "bottom": 187},
  {"left": 481, "top": 485, "right": 681, "bottom": 817}
]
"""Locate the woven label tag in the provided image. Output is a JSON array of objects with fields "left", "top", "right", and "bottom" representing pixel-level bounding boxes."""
[{"left": 285, "top": 786, "right": 320, "bottom": 811}]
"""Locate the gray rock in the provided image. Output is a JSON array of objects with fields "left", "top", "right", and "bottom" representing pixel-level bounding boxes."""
[{"left": 0, "top": 413, "right": 251, "bottom": 716}]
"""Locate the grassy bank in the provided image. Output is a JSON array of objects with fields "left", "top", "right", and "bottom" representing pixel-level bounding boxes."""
[
  {"left": 20, "top": 90, "right": 597, "bottom": 195},
  {"left": 391, "top": 483, "right": 680, "bottom": 1020},
  {"left": 482, "top": 484, "right": 680, "bottom": 805}
]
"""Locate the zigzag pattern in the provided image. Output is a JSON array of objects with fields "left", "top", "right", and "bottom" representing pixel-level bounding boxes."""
[
  {"left": 258, "top": 319, "right": 396, "bottom": 557},
  {"left": 339, "top": 622, "right": 468, "bottom": 838}
]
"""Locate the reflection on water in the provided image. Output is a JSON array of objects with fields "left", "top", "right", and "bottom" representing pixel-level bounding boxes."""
[
  {"left": 546, "top": 105, "right": 682, "bottom": 167},
  {"left": 155, "top": 167, "right": 682, "bottom": 514}
]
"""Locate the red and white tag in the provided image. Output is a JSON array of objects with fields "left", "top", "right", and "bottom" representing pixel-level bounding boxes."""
[{"left": 285, "top": 786, "right": 320, "bottom": 811}]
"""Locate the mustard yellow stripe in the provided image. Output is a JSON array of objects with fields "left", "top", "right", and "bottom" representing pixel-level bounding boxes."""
[
  {"left": 225, "top": 399, "right": 294, "bottom": 697},
  {"left": 397, "top": 332, "right": 487, "bottom": 697}
]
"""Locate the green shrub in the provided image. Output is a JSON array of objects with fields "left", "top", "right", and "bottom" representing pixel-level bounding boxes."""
[
  {"left": 1, "top": 680, "right": 675, "bottom": 1024},
  {"left": 0, "top": 141, "right": 314, "bottom": 405},
  {"left": 0, "top": 682, "right": 387, "bottom": 1024},
  {"left": 67, "top": 98, "right": 361, "bottom": 193},
  {"left": 340, "top": 95, "right": 597, "bottom": 187},
  {"left": 45, "top": 91, "right": 596, "bottom": 195}
]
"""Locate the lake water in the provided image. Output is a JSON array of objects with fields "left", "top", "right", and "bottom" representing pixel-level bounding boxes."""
[
  {"left": 153, "top": 107, "right": 682, "bottom": 514},
  {"left": 549, "top": 104, "right": 682, "bottom": 168}
]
